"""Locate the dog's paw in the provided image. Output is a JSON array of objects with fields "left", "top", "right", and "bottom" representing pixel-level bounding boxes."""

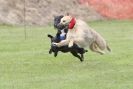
[{"left": 99, "top": 51, "right": 105, "bottom": 55}]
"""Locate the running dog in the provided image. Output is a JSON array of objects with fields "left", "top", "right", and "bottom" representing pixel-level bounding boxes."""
[
  {"left": 48, "top": 34, "right": 87, "bottom": 62},
  {"left": 53, "top": 15, "right": 111, "bottom": 55},
  {"left": 47, "top": 15, "right": 88, "bottom": 62}
]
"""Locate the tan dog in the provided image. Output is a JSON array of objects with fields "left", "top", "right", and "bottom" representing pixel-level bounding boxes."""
[{"left": 54, "top": 15, "right": 111, "bottom": 54}]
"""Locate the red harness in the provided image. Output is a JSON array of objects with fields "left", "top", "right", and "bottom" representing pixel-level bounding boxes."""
[{"left": 68, "top": 17, "right": 76, "bottom": 30}]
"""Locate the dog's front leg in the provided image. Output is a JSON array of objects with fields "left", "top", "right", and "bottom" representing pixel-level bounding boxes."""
[
  {"left": 53, "top": 39, "right": 70, "bottom": 47},
  {"left": 68, "top": 39, "right": 74, "bottom": 47},
  {"left": 49, "top": 49, "right": 52, "bottom": 54}
]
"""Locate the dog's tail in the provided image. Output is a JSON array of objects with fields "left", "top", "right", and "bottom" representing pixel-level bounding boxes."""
[{"left": 107, "top": 45, "right": 111, "bottom": 52}]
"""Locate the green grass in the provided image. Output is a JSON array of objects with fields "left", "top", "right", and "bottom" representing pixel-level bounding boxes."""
[{"left": 0, "top": 20, "right": 133, "bottom": 89}]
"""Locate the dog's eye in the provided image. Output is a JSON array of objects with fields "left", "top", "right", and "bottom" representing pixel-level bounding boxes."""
[{"left": 63, "top": 20, "right": 65, "bottom": 22}]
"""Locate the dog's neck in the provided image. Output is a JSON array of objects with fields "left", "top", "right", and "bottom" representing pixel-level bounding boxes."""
[{"left": 68, "top": 17, "right": 76, "bottom": 29}]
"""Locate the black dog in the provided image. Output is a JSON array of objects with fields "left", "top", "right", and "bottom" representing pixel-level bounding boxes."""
[{"left": 48, "top": 34, "right": 87, "bottom": 62}]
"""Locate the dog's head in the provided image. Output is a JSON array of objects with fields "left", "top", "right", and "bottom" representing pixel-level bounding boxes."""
[
  {"left": 60, "top": 16, "right": 72, "bottom": 26},
  {"left": 54, "top": 15, "right": 64, "bottom": 29},
  {"left": 59, "top": 15, "right": 76, "bottom": 29}
]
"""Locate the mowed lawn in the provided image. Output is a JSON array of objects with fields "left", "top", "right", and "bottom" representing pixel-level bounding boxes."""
[{"left": 0, "top": 20, "right": 133, "bottom": 89}]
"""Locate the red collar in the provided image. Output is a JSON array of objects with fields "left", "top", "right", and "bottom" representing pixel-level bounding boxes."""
[{"left": 68, "top": 17, "right": 76, "bottom": 29}]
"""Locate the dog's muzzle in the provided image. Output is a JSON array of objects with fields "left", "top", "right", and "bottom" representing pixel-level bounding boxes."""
[
  {"left": 57, "top": 23, "right": 64, "bottom": 28},
  {"left": 57, "top": 23, "right": 68, "bottom": 30}
]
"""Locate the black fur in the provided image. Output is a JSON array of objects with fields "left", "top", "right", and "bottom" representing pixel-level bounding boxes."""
[{"left": 48, "top": 34, "right": 87, "bottom": 62}]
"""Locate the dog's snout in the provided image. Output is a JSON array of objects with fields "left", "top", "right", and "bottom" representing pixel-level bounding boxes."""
[
  {"left": 56, "top": 23, "right": 65, "bottom": 29},
  {"left": 57, "top": 23, "right": 62, "bottom": 27}
]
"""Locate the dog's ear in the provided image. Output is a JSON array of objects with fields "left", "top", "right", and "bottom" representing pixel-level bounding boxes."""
[
  {"left": 47, "top": 34, "right": 53, "bottom": 39},
  {"left": 60, "top": 15, "right": 64, "bottom": 18}
]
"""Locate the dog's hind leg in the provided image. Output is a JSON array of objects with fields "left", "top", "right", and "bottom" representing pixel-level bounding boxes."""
[
  {"left": 90, "top": 43, "right": 105, "bottom": 55},
  {"left": 107, "top": 45, "right": 111, "bottom": 52},
  {"left": 49, "top": 49, "right": 52, "bottom": 54},
  {"left": 81, "top": 54, "right": 84, "bottom": 61},
  {"left": 95, "top": 37, "right": 106, "bottom": 51},
  {"left": 95, "top": 38, "right": 111, "bottom": 52},
  {"left": 54, "top": 51, "right": 58, "bottom": 57},
  {"left": 71, "top": 51, "right": 83, "bottom": 62}
]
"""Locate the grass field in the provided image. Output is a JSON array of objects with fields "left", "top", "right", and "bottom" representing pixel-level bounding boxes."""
[{"left": 0, "top": 20, "right": 133, "bottom": 89}]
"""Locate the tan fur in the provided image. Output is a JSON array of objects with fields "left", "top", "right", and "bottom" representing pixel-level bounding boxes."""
[{"left": 54, "top": 16, "right": 111, "bottom": 54}]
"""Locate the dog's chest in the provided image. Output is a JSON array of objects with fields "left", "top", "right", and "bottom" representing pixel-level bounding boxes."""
[{"left": 67, "top": 29, "right": 76, "bottom": 38}]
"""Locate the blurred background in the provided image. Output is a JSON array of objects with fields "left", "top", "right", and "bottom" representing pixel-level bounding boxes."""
[
  {"left": 0, "top": 0, "right": 133, "bottom": 25},
  {"left": 0, "top": 1, "right": 133, "bottom": 89}
]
